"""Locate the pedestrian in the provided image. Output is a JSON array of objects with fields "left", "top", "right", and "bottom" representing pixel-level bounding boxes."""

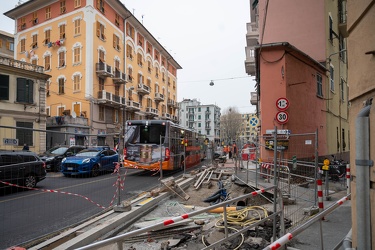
[
  {"left": 22, "top": 143, "right": 29, "bottom": 151},
  {"left": 232, "top": 143, "right": 238, "bottom": 162}
]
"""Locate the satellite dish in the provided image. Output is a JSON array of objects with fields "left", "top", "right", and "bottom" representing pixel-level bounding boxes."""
[{"left": 72, "top": 111, "right": 77, "bottom": 118}]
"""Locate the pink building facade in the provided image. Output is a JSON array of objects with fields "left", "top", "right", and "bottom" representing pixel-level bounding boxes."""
[{"left": 256, "top": 43, "right": 327, "bottom": 161}]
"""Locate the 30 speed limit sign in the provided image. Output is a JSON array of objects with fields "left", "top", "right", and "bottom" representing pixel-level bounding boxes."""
[{"left": 276, "top": 111, "right": 289, "bottom": 124}]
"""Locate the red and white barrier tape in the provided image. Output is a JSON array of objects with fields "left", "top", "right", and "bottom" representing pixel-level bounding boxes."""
[{"left": 0, "top": 180, "right": 106, "bottom": 209}]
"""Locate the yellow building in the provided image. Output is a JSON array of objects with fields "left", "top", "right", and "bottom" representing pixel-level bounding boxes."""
[{"left": 5, "top": 0, "right": 181, "bottom": 149}]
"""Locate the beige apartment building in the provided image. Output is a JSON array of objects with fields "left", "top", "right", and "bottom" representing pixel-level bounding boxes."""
[{"left": 5, "top": 0, "right": 181, "bottom": 150}]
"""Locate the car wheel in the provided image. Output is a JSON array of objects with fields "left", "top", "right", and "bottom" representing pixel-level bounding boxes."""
[
  {"left": 91, "top": 164, "right": 100, "bottom": 177},
  {"left": 24, "top": 174, "right": 37, "bottom": 188}
]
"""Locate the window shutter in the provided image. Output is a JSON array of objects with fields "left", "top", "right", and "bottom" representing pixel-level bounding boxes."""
[
  {"left": 96, "top": 21, "right": 100, "bottom": 37},
  {"left": 113, "top": 34, "right": 116, "bottom": 48}
]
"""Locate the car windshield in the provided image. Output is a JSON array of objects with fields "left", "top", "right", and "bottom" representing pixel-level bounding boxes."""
[
  {"left": 47, "top": 146, "right": 68, "bottom": 155},
  {"left": 75, "top": 150, "right": 100, "bottom": 157}
]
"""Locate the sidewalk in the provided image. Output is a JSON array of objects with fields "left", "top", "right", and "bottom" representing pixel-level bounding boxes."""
[{"left": 217, "top": 159, "right": 352, "bottom": 250}]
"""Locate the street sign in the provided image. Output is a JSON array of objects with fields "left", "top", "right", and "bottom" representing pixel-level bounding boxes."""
[
  {"left": 249, "top": 117, "right": 259, "bottom": 127},
  {"left": 276, "top": 97, "right": 290, "bottom": 111},
  {"left": 265, "top": 129, "right": 291, "bottom": 135},
  {"left": 275, "top": 111, "right": 289, "bottom": 124},
  {"left": 3, "top": 138, "right": 18, "bottom": 145}
]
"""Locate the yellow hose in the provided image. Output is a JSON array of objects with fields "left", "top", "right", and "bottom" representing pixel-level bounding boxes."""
[{"left": 202, "top": 206, "right": 269, "bottom": 249}]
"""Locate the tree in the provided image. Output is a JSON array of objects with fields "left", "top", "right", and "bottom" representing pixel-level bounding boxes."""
[{"left": 220, "top": 107, "right": 242, "bottom": 144}]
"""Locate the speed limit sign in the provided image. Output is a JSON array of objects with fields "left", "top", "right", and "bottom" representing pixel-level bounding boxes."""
[
  {"left": 276, "top": 111, "right": 289, "bottom": 124},
  {"left": 276, "top": 97, "right": 289, "bottom": 111}
]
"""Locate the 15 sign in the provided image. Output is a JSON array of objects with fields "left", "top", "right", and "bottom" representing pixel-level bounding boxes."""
[
  {"left": 276, "top": 97, "right": 290, "bottom": 111},
  {"left": 276, "top": 111, "right": 289, "bottom": 124}
]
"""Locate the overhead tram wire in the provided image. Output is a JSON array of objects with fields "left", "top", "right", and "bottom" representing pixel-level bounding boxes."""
[{"left": 178, "top": 75, "right": 253, "bottom": 84}]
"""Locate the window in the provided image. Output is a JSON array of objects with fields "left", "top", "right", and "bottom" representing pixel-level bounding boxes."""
[
  {"left": 44, "top": 30, "right": 51, "bottom": 45},
  {"left": 73, "top": 74, "right": 80, "bottom": 91},
  {"left": 20, "top": 39, "right": 26, "bottom": 52},
  {"left": 74, "top": 0, "right": 81, "bottom": 8},
  {"left": 46, "top": 80, "right": 50, "bottom": 96},
  {"left": 45, "top": 7, "right": 51, "bottom": 19},
  {"left": 58, "top": 50, "right": 66, "bottom": 67},
  {"left": 0, "top": 74, "right": 9, "bottom": 100},
  {"left": 162, "top": 72, "right": 165, "bottom": 82},
  {"left": 31, "top": 58, "right": 37, "bottom": 65},
  {"left": 73, "top": 47, "right": 81, "bottom": 64},
  {"left": 58, "top": 78, "right": 65, "bottom": 94},
  {"left": 330, "top": 66, "right": 334, "bottom": 91},
  {"left": 198, "top": 115, "right": 201, "bottom": 120},
  {"left": 74, "top": 19, "right": 81, "bottom": 35},
  {"left": 146, "top": 78, "right": 151, "bottom": 87},
  {"left": 113, "top": 34, "right": 120, "bottom": 51},
  {"left": 198, "top": 123, "right": 201, "bottom": 128},
  {"left": 155, "top": 67, "right": 159, "bottom": 78},
  {"left": 126, "top": 24, "right": 135, "bottom": 40},
  {"left": 340, "top": 78, "right": 345, "bottom": 102},
  {"left": 114, "top": 109, "right": 119, "bottom": 123},
  {"left": 58, "top": 106, "right": 65, "bottom": 116},
  {"left": 59, "top": 24, "right": 66, "bottom": 39},
  {"left": 73, "top": 103, "right": 80, "bottom": 116},
  {"left": 17, "top": 78, "right": 34, "bottom": 104},
  {"left": 137, "top": 73, "right": 143, "bottom": 84},
  {"left": 137, "top": 53, "right": 143, "bottom": 66},
  {"left": 128, "top": 67, "right": 133, "bottom": 82},
  {"left": 60, "top": 1, "right": 66, "bottom": 14},
  {"left": 19, "top": 17, "right": 26, "bottom": 30},
  {"left": 46, "top": 107, "right": 50, "bottom": 116},
  {"left": 44, "top": 54, "right": 51, "bottom": 71},
  {"left": 96, "top": 21, "right": 106, "bottom": 40},
  {"left": 316, "top": 73, "right": 323, "bottom": 97},
  {"left": 99, "top": 106, "right": 105, "bottom": 121},
  {"left": 115, "top": 85, "right": 120, "bottom": 96},
  {"left": 16, "top": 122, "right": 33, "bottom": 146},
  {"left": 339, "top": 34, "right": 346, "bottom": 62},
  {"left": 31, "top": 34, "right": 38, "bottom": 49},
  {"left": 99, "top": 77, "right": 104, "bottom": 91},
  {"left": 115, "top": 14, "right": 120, "bottom": 27},
  {"left": 126, "top": 44, "right": 133, "bottom": 59},
  {"left": 147, "top": 61, "right": 152, "bottom": 73},
  {"left": 329, "top": 15, "right": 338, "bottom": 42},
  {"left": 32, "top": 12, "right": 38, "bottom": 25},
  {"left": 97, "top": 0, "right": 105, "bottom": 13},
  {"left": 114, "top": 60, "right": 120, "bottom": 73},
  {"left": 99, "top": 50, "right": 105, "bottom": 63},
  {"left": 7, "top": 41, "right": 14, "bottom": 51}
]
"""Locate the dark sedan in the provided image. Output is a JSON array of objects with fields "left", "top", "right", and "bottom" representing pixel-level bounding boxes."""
[
  {"left": 39, "top": 145, "right": 86, "bottom": 172},
  {"left": 0, "top": 150, "right": 46, "bottom": 189},
  {"left": 61, "top": 147, "right": 119, "bottom": 177}
]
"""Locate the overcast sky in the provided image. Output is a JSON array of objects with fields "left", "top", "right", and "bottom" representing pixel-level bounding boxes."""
[{"left": 1, "top": 0, "right": 256, "bottom": 114}]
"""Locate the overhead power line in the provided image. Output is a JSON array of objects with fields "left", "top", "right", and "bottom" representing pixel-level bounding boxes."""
[{"left": 178, "top": 75, "right": 253, "bottom": 84}]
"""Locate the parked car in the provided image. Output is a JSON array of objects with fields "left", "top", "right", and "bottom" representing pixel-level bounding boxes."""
[
  {"left": 0, "top": 150, "right": 46, "bottom": 189},
  {"left": 61, "top": 146, "right": 119, "bottom": 177},
  {"left": 39, "top": 145, "right": 86, "bottom": 172}
]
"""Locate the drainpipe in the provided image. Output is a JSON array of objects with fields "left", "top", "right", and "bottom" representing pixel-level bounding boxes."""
[{"left": 355, "top": 102, "right": 372, "bottom": 250}]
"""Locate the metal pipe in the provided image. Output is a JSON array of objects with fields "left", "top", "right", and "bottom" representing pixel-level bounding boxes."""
[
  {"left": 355, "top": 104, "right": 372, "bottom": 250},
  {"left": 272, "top": 126, "right": 278, "bottom": 241}
]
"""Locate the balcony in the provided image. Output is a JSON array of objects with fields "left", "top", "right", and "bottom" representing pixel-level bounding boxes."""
[
  {"left": 0, "top": 56, "right": 44, "bottom": 73},
  {"left": 47, "top": 115, "right": 88, "bottom": 126},
  {"left": 167, "top": 99, "right": 176, "bottom": 107},
  {"left": 154, "top": 92, "right": 164, "bottom": 102},
  {"left": 162, "top": 113, "right": 171, "bottom": 120},
  {"left": 250, "top": 92, "right": 258, "bottom": 105},
  {"left": 172, "top": 115, "right": 178, "bottom": 121},
  {"left": 126, "top": 100, "right": 141, "bottom": 111},
  {"left": 97, "top": 90, "right": 124, "bottom": 107},
  {"left": 96, "top": 63, "right": 113, "bottom": 78},
  {"left": 137, "top": 83, "right": 150, "bottom": 95},
  {"left": 112, "top": 70, "right": 127, "bottom": 84},
  {"left": 145, "top": 107, "right": 158, "bottom": 117}
]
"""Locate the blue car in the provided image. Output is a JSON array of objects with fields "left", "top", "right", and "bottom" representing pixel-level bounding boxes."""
[{"left": 61, "top": 147, "right": 119, "bottom": 177}]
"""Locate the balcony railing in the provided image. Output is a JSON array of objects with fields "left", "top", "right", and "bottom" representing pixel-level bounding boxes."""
[
  {"left": 97, "top": 90, "right": 123, "bottom": 107},
  {"left": 154, "top": 92, "right": 164, "bottom": 101},
  {"left": 96, "top": 63, "right": 113, "bottom": 77},
  {"left": 126, "top": 100, "right": 141, "bottom": 111},
  {"left": 167, "top": 99, "right": 175, "bottom": 107},
  {"left": 0, "top": 56, "right": 45, "bottom": 73},
  {"left": 137, "top": 83, "right": 150, "bottom": 95},
  {"left": 163, "top": 113, "right": 171, "bottom": 119},
  {"left": 112, "top": 70, "right": 127, "bottom": 84},
  {"left": 145, "top": 107, "right": 158, "bottom": 116}
]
